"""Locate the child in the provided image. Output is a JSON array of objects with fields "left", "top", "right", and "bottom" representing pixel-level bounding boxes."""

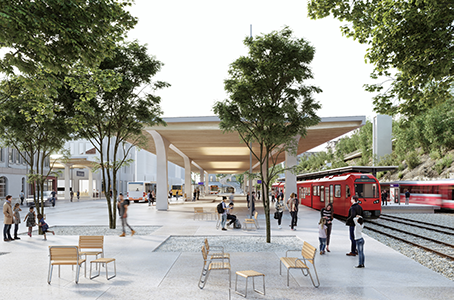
[
  {"left": 354, "top": 216, "right": 365, "bottom": 268},
  {"left": 37, "top": 213, "right": 55, "bottom": 240},
  {"left": 13, "top": 203, "right": 22, "bottom": 240},
  {"left": 318, "top": 217, "right": 327, "bottom": 255},
  {"left": 24, "top": 207, "right": 37, "bottom": 237}
]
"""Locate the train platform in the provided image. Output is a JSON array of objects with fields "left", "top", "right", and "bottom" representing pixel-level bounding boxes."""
[
  {"left": 381, "top": 202, "right": 440, "bottom": 213},
  {"left": 1, "top": 195, "right": 453, "bottom": 300}
]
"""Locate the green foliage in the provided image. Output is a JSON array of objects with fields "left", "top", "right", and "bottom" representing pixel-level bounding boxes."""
[
  {"left": 213, "top": 27, "right": 321, "bottom": 243},
  {"left": 434, "top": 155, "right": 453, "bottom": 175},
  {"left": 76, "top": 41, "right": 169, "bottom": 228},
  {"left": 406, "top": 151, "right": 421, "bottom": 170},
  {"left": 398, "top": 172, "right": 404, "bottom": 179},
  {"left": 430, "top": 151, "right": 442, "bottom": 160},
  {"left": 308, "top": 0, "right": 454, "bottom": 118}
]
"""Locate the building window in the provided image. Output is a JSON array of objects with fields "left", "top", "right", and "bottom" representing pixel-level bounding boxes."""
[
  {"left": 21, "top": 177, "right": 25, "bottom": 194},
  {"left": 0, "top": 148, "right": 3, "bottom": 162},
  {"left": 8, "top": 148, "right": 13, "bottom": 163},
  {"left": 0, "top": 176, "right": 7, "bottom": 197}
]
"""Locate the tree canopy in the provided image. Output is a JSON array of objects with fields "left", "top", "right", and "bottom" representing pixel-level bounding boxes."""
[
  {"left": 76, "top": 41, "right": 169, "bottom": 228},
  {"left": 308, "top": 0, "right": 454, "bottom": 117},
  {"left": 213, "top": 27, "right": 321, "bottom": 242}
]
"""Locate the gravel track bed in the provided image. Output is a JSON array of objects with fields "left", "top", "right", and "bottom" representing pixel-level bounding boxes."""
[
  {"left": 20, "top": 225, "right": 162, "bottom": 236},
  {"left": 365, "top": 213, "right": 454, "bottom": 281},
  {"left": 154, "top": 235, "right": 304, "bottom": 252},
  {"left": 369, "top": 219, "right": 454, "bottom": 244}
]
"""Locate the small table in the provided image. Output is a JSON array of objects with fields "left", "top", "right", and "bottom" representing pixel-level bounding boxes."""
[
  {"left": 89, "top": 258, "right": 116, "bottom": 280},
  {"left": 235, "top": 270, "right": 265, "bottom": 298}
]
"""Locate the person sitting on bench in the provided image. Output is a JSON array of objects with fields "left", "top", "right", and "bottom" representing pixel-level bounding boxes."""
[{"left": 227, "top": 203, "right": 237, "bottom": 226}]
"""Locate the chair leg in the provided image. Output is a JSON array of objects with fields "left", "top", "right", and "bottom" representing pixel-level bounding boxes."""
[
  {"left": 75, "top": 264, "right": 80, "bottom": 284},
  {"left": 287, "top": 268, "right": 290, "bottom": 287},
  {"left": 198, "top": 267, "right": 210, "bottom": 289},
  {"left": 305, "top": 266, "right": 320, "bottom": 288},
  {"left": 48, "top": 264, "right": 53, "bottom": 284}
]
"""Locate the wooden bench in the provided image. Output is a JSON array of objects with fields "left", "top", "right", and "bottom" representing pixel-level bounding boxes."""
[
  {"left": 279, "top": 241, "right": 320, "bottom": 287},
  {"left": 243, "top": 211, "right": 259, "bottom": 230},
  {"left": 79, "top": 235, "right": 104, "bottom": 277},
  {"left": 48, "top": 246, "right": 86, "bottom": 284}
]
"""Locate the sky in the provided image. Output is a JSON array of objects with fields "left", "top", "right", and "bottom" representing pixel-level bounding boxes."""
[{"left": 125, "top": 0, "right": 378, "bottom": 123}]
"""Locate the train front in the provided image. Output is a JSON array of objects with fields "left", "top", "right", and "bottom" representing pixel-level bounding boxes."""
[{"left": 352, "top": 174, "right": 381, "bottom": 218}]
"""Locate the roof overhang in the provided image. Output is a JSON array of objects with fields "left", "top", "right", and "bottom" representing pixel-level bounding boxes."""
[{"left": 140, "top": 115, "right": 366, "bottom": 174}]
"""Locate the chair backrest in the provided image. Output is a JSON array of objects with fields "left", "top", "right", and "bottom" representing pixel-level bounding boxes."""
[
  {"left": 49, "top": 246, "right": 79, "bottom": 262},
  {"left": 302, "top": 241, "right": 316, "bottom": 265},
  {"left": 79, "top": 236, "right": 104, "bottom": 251},
  {"left": 201, "top": 245, "right": 209, "bottom": 266},
  {"left": 194, "top": 207, "right": 204, "bottom": 213}
]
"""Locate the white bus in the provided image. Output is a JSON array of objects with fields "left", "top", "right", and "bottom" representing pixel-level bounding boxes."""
[{"left": 127, "top": 181, "right": 156, "bottom": 203}]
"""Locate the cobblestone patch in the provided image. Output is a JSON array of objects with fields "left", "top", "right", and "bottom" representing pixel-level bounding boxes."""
[{"left": 154, "top": 235, "right": 304, "bottom": 252}]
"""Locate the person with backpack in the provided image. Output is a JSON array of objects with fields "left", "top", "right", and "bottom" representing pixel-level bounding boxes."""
[
  {"left": 217, "top": 197, "right": 229, "bottom": 231},
  {"left": 226, "top": 203, "right": 237, "bottom": 227},
  {"left": 287, "top": 192, "right": 298, "bottom": 231}
]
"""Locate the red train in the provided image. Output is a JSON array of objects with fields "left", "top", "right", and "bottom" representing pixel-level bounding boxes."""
[
  {"left": 274, "top": 167, "right": 392, "bottom": 218},
  {"left": 380, "top": 180, "right": 454, "bottom": 210}
]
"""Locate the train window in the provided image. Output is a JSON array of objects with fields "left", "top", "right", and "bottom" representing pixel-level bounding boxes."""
[
  {"left": 355, "top": 183, "right": 378, "bottom": 198},
  {"left": 320, "top": 186, "right": 325, "bottom": 202},
  {"left": 317, "top": 186, "right": 320, "bottom": 196},
  {"left": 346, "top": 185, "right": 351, "bottom": 198},
  {"left": 313, "top": 186, "right": 316, "bottom": 196},
  {"left": 334, "top": 185, "right": 341, "bottom": 198},
  {"left": 299, "top": 187, "right": 304, "bottom": 198}
]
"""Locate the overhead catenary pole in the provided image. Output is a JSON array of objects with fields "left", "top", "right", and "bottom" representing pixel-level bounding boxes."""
[{"left": 248, "top": 24, "right": 253, "bottom": 219}]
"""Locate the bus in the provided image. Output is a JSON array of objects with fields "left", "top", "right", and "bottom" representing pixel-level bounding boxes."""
[
  {"left": 171, "top": 184, "right": 183, "bottom": 197},
  {"left": 127, "top": 181, "right": 156, "bottom": 203}
]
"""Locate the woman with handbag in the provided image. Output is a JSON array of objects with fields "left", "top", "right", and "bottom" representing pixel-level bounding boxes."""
[
  {"left": 321, "top": 203, "right": 334, "bottom": 252},
  {"left": 275, "top": 196, "right": 284, "bottom": 229}
]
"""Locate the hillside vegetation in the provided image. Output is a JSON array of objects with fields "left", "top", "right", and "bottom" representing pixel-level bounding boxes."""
[{"left": 297, "top": 98, "right": 454, "bottom": 181}]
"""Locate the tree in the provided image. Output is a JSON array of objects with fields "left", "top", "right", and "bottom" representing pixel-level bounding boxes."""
[
  {"left": 307, "top": 0, "right": 454, "bottom": 118},
  {"left": 0, "top": 77, "right": 73, "bottom": 217},
  {"left": 213, "top": 27, "right": 321, "bottom": 243},
  {"left": 0, "top": 0, "right": 137, "bottom": 109},
  {"left": 76, "top": 41, "right": 169, "bottom": 228}
]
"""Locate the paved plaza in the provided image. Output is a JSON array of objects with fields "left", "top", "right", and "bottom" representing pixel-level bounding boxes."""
[{"left": 1, "top": 195, "right": 454, "bottom": 300}]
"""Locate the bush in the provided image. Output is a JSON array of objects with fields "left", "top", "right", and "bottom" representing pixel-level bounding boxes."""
[
  {"left": 434, "top": 154, "right": 453, "bottom": 175},
  {"left": 430, "top": 151, "right": 441, "bottom": 160},
  {"left": 406, "top": 151, "right": 421, "bottom": 170},
  {"left": 398, "top": 172, "right": 404, "bottom": 179}
]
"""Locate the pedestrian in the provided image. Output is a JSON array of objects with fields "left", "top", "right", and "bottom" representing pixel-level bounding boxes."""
[
  {"left": 148, "top": 190, "right": 152, "bottom": 206},
  {"left": 257, "top": 190, "right": 260, "bottom": 201},
  {"left": 70, "top": 189, "right": 74, "bottom": 202},
  {"left": 318, "top": 217, "right": 327, "bottom": 255},
  {"left": 346, "top": 195, "right": 363, "bottom": 256},
  {"left": 196, "top": 189, "right": 200, "bottom": 200},
  {"left": 354, "top": 215, "right": 365, "bottom": 268},
  {"left": 220, "top": 196, "right": 228, "bottom": 231},
  {"left": 321, "top": 203, "right": 333, "bottom": 252},
  {"left": 19, "top": 190, "right": 25, "bottom": 205},
  {"left": 246, "top": 192, "right": 250, "bottom": 208},
  {"left": 23, "top": 206, "right": 36, "bottom": 237},
  {"left": 3, "top": 195, "right": 13, "bottom": 242},
  {"left": 381, "top": 190, "right": 388, "bottom": 206},
  {"left": 77, "top": 190, "right": 80, "bottom": 201},
  {"left": 193, "top": 189, "right": 197, "bottom": 201},
  {"left": 278, "top": 190, "right": 284, "bottom": 201},
  {"left": 229, "top": 191, "right": 234, "bottom": 204},
  {"left": 287, "top": 192, "right": 298, "bottom": 231},
  {"left": 37, "top": 214, "right": 55, "bottom": 240},
  {"left": 51, "top": 189, "right": 57, "bottom": 207},
  {"left": 251, "top": 192, "right": 256, "bottom": 214},
  {"left": 13, "top": 203, "right": 21, "bottom": 240},
  {"left": 117, "top": 193, "right": 135, "bottom": 237},
  {"left": 151, "top": 190, "right": 156, "bottom": 205},
  {"left": 275, "top": 195, "right": 284, "bottom": 229},
  {"left": 405, "top": 189, "right": 410, "bottom": 205},
  {"left": 271, "top": 190, "right": 275, "bottom": 203}
]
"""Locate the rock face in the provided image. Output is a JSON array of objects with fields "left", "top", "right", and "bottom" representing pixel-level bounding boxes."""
[{"left": 379, "top": 151, "right": 454, "bottom": 182}]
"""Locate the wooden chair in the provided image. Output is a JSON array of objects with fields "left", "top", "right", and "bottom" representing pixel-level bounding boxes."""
[
  {"left": 204, "top": 238, "right": 230, "bottom": 262},
  {"left": 279, "top": 241, "right": 320, "bottom": 287},
  {"left": 48, "top": 246, "right": 86, "bottom": 284},
  {"left": 198, "top": 245, "right": 231, "bottom": 299},
  {"left": 194, "top": 207, "right": 205, "bottom": 220},
  {"left": 79, "top": 236, "right": 104, "bottom": 277},
  {"left": 243, "top": 211, "right": 259, "bottom": 230}
]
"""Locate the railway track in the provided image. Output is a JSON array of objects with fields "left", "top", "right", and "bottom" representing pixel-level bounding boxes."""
[
  {"left": 365, "top": 218, "right": 454, "bottom": 260},
  {"left": 381, "top": 214, "right": 454, "bottom": 233}
]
